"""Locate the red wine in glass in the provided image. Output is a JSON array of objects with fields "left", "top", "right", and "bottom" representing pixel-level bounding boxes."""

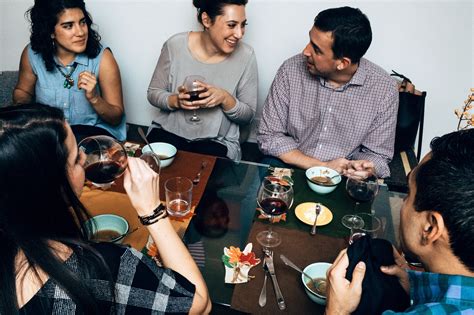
[
  {"left": 256, "top": 177, "right": 294, "bottom": 248},
  {"left": 347, "top": 185, "right": 376, "bottom": 203},
  {"left": 186, "top": 90, "right": 202, "bottom": 102},
  {"left": 85, "top": 160, "right": 126, "bottom": 184},
  {"left": 259, "top": 197, "right": 288, "bottom": 216}
]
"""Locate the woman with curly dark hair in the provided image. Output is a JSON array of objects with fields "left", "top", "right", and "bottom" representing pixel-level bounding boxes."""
[{"left": 13, "top": 0, "right": 126, "bottom": 142}]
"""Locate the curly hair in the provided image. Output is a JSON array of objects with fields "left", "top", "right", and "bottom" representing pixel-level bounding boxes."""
[{"left": 26, "top": 0, "right": 102, "bottom": 71}]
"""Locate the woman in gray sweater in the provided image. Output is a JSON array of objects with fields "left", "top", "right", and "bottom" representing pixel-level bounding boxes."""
[{"left": 147, "top": 0, "right": 258, "bottom": 160}]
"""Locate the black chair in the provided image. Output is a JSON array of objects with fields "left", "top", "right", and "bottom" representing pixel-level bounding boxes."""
[{"left": 385, "top": 74, "right": 427, "bottom": 193}]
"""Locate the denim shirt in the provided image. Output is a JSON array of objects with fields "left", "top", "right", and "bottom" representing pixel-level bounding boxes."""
[{"left": 28, "top": 44, "right": 126, "bottom": 140}]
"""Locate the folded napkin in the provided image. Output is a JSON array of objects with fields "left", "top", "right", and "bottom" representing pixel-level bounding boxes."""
[
  {"left": 222, "top": 243, "right": 261, "bottom": 284},
  {"left": 346, "top": 236, "right": 410, "bottom": 315}
]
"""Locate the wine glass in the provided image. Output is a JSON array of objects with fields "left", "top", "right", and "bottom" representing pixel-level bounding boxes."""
[
  {"left": 183, "top": 75, "right": 206, "bottom": 124},
  {"left": 256, "top": 177, "right": 294, "bottom": 248},
  {"left": 79, "top": 136, "right": 160, "bottom": 187},
  {"left": 342, "top": 174, "right": 379, "bottom": 230}
]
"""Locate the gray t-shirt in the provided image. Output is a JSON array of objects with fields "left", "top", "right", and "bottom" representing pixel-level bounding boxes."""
[{"left": 147, "top": 32, "right": 258, "bottom": 160}]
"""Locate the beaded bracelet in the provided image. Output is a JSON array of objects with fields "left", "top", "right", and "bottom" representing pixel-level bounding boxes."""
[{"left": 138, "top": 203, "right": 168, "bottom": 226}]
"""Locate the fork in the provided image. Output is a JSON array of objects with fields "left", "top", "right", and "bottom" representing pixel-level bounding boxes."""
[
  {"left": 192, "top": 161, "right": 208, "bottom": 185},
  {"left": 310, "top": 204, "right": 321, "bottom": 235}
]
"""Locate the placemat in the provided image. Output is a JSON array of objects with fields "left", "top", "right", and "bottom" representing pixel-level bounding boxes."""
[
  {"left": 231, "top": 221, "right": 347, "bottom": 314},
  {"left": 256, "top": 169, "right": 372, "bottom": 239}
]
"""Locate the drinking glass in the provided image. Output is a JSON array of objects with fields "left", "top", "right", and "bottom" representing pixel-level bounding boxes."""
[
  {"left": 348, "top": 213, "right": 381, "bottom": 244},
  {"left": 79, "top": 135, "right": 160, "bottom": 186},
  {"left": 256, "top": 177, "right": 294, "bottom": 248},
  {"left": 342, "top": 174, "right": 379, "bottom": 230},
  {"left": 165, "top": 177, "right": 193, "bottom": 217},
  {"left": 183, "top": 75, "right": 206, "bottom": 124}
]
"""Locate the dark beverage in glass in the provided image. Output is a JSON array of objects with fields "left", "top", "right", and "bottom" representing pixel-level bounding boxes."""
[
  {"left": 260, "top": 197, "right": 288, "bottom": 216},
  {"left": 85, "top": 160, "right": 126, "bottom": 184},
  {"left": 186, "top": 90, "right": 201, "bottom": 102},
  {"left": 347, "top": 186, "right": 376, "bottom": 203}
]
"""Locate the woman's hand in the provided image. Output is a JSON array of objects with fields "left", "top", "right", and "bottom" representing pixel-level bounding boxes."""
[
  {"left": 174, "top": 85, "right": 201, "bottom": 110},
  {"left": 191, "top": 81, "right": 236, "bottom": 110},
  {"left": 123, "top": 157, "right": 160, "bottom": 217},
  {"left": 77, "top": 71, "right": 99, "bottom": 102}
]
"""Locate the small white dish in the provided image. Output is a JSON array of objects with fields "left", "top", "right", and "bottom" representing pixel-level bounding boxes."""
[{"left": 142, "top": 142, "right": 177, "bottom": 168}]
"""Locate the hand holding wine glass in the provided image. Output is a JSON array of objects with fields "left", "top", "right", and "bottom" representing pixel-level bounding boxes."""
[
  {"left": 256, "top": 177, "right": 294, "bottom": 249},
  {"left": 79, "top": 135, "right": 160, "bottom": 187},
  {"left": 182, "top": 75, "right": 207, "bottom": 123}
]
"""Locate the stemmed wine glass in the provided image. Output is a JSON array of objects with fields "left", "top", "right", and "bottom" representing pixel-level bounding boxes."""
[
  {"left": 78, "top": 135, "right": 160, "bottom": 187},
  {"left": 256, "top": 177, "right": 294, "bottom": 248},
  {"left": 342, "top": 174, "right": 379, "bottom": 231},
  {"left": 183, "top": 75, "right": 206, "bottom": 124}
]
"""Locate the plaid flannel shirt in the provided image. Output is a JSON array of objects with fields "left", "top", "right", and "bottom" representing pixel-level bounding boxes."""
[
  {"left": 19, "top": 243, "right": 195, "bottom": 314},
  {"left": 383, "top": 270, "right": 474, "bottom": 314}
]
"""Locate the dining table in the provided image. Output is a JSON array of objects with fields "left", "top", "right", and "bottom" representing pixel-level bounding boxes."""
[{"left": 80, "top": 150, "right": 407, "bottom": 314}]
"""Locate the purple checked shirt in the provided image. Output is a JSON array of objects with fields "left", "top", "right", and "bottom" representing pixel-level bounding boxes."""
[{"left": 257, "top": 54, "right": 399, "bottom": 178}]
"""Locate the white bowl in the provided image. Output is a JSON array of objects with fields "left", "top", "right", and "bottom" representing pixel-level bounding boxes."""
[
  {"left": 306, "top": 166, "right": 341, "bottom": 194},
  {"left": 142, "top": 142, "right": 177, "bottom": 168},
  {"left": 302, "top": 262, "right": 331, "bottom": 305},
  {"left": 83, "top": 214, "right": 129, "bottom": 244}
]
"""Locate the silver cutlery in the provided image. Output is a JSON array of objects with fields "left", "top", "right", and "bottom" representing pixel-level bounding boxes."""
[
  {"left": 137, "top": 127, "right": 157, "bottom": 155},
  {"left": 280, "top": 254, "right": 318, "bottom": 288},
  {"left": 192, "top": 161, "right": 208, "bottom": 185},
  {"left": 263, "top": 248, "right": 286, "bottom": 310},
  {"left": 310, "top": 204, "right": 321, "bottom": 235},
  {"left": 258, "top": 260, "right": 268, "bottom": 307}
]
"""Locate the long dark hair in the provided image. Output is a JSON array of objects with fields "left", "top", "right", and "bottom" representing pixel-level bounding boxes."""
[
  {"left": 193, "top": 0, "right": 248, "bottom": 25},
  {"left": 0, "top": 104, "right": 109, "bottom": 314},
  {"left": 26, "top": 0, "right": 102, "bottom": 71}
]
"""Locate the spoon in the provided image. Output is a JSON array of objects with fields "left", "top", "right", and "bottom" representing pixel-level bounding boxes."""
[
  {"left": 280, "top": 254, "right": 318, "bottom": 288},
  {"left": 114, "top": 226, "right": 140, "bottom": 241},
  {"left": 309, "top": 174, "right": 339, "bottom": 186},
  {"left": 137, "top": 127, "right": 156, "bottom": 155}
]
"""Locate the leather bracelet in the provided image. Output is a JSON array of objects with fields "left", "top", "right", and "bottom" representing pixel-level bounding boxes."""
[{"left": 138, "top": 203, "right": 167, "bottom": 226}]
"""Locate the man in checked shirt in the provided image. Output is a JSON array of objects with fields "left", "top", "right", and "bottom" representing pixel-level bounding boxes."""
[{"left": 257, "top": 6, "right": 398, "bottom": 178}]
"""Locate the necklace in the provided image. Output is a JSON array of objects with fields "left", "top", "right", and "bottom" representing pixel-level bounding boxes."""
[{"left": 56, "top": 62, "right": 78, "bottom": 89}]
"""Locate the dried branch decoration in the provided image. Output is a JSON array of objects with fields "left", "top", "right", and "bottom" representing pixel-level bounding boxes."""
[{"left": 455, "top": 88, "right": 474, "bottom": 130}]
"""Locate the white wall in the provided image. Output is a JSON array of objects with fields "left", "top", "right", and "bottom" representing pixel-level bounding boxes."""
[{"left": 1, "top": 0, "right": 473, "bottom": 157}]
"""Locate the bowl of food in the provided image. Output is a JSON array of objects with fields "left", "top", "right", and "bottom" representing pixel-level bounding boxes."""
[
  {"left": 142, "top": 142, "right": 177, "bottom": 168},
  {"left": 306, "top": 166, "right": 341, "bottom": 194},
  {"left": 302, "top": 262, "right": 331, "bottom": 305},
  {"left": 83, "top": 214, "right": 129, "bottom": 244}
]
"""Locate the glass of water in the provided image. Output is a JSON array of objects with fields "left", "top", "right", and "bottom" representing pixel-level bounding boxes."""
[{"left": 165, "top": 177, "right": 193, "bottom": 217}]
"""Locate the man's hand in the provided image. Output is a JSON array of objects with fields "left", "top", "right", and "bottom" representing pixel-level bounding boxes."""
[
  {"left": 326, "top": 249, "right": 366, "bottom": 315},
  {"left": 380, "top": 246, "right": 410, "bottom": 294},
  {"left": 324, "top": 158, "right": 350, "bottom": 174},
  {"left": 343, "top": 160, "right": 375, "bottom": 179}
]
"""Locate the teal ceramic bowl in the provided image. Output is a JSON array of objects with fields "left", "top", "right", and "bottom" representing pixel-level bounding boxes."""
[
  {"left": 83, "top": 214, "right": 129, "bottom": 244},
  {"left": 306, "top": 166, "right": 341, "bottom": 194},
  {"left": 142, "top": 142, "right": 177, "bottom": 168},
  {"left": 301, "top": 262, "right": 331, "bottom": 305}
]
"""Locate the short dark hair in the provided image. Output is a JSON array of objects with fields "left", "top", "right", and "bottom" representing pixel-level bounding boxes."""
[
  {"left": 414, "top": 129, "right": 474, "bottom": 272},
  {"left": 313, "top": 6, "right": 372, "bottom": 64},
  {"left": 26, "top": 0, "right": 102, "bottom": 71},
  {"left": 193, "top": 0, "right": 248, "bottom": 25}
]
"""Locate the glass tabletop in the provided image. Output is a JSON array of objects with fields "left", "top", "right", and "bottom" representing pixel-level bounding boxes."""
[{"left": 183, "top": 157, "right": 407, "bottom": 306}]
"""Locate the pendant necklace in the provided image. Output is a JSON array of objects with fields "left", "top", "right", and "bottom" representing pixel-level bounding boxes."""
[{"left": 56, "top": 62, "right": 78, "bottom": 89}]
